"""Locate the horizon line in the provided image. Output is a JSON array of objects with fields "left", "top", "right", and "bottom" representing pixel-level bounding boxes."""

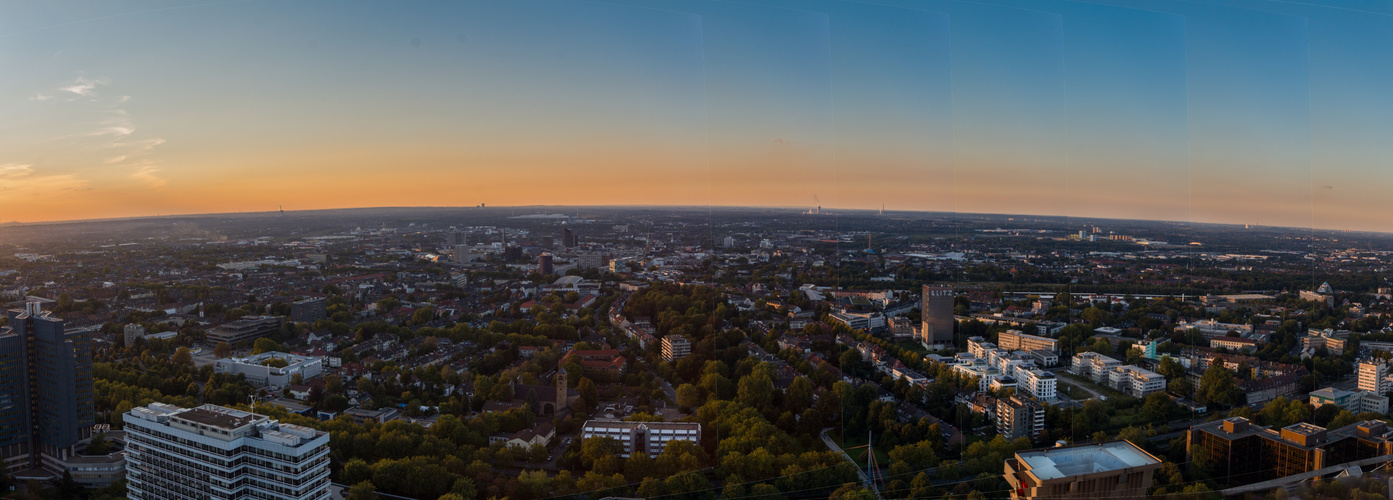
[{"left": 0, "top": 203, "right": 1376, "bottom": 237}]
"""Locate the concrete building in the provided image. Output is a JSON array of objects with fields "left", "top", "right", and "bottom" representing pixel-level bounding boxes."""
[
  {"left": 1210, "top": 336, "right": 1259, "bottom": 353},
  {"left": 1106, "top": 365, "right": 1166, "bottom": 398},
  {"left": 580, "top": 420, "right": 701, "bottom": 458},
  {"left": 538, "top": 253, "right": 555, "bottom": 275},
  {"left": 921, "top": 284, "right": 955, "bottom": 348},
  {"left": 661, "top": 335, "right": 692, "bottom": 363},
  {"left": 1357, "top": 361, "right": 1392, "bottom": 395},
  {"left": 1004, "top": 440, "right": 1163, "bottom": 499},
  {"left": 1069, "top": 352, "right": 1121, "bottom": 383},
  {"left": 207, "top": 316, "right": 284, "bottom": 345},
  {"left": 289, "top": 297, "right": 327, "bottom": 324},
  {"left": 214, "top": 352, "right": 323, "bottom": 388},
  {"left": 0, "top": 304, "right": 98, "bottom": 478},
  {"left": 998, "top": 330, "right": 1058, "bottom": 353},
  {"left": 888, "top": 317, "right": 915, "bottom": 341},
  {"left": 1308, "top": 387, "right": 1389, "bottom": 414},
  {"left": 124, "top": 403, "right": 331, "bottom": 500},
  {"left": 996, "top": 395, "right": 1045, "bottom": 441},
  {"left": 1187, "top": 417, "right": 1393, "bottom": 487},
  {"left": 1019, "top": 369, "right": 1057, "bottom": 401}
]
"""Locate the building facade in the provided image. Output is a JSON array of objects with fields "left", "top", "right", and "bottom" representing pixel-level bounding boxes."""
[
  {"left": 1357, "top": 361, "right": 1391, "bottom": 395},
  {"left": 289, "top": 298, "right": 327, "bottom": 324},
  {"left": 1018, "top": 369, "right": 1057, "bottom": 401},
  {"left": 661, "top": 335, "right": 692, "bottom": 363},
  {"left": 1186, "top": 417, "right": 1393, "bottom": 487},
  {"left": 921, "top": 284, "right": 955, "bottom": 348},
  {"left": 998, "top": 330, "right": 1058, "bottom": 353},
  {"left": 207, "top": 316, "right": 284, "bottom": 345},
  {"left": 580, "top": 420, "right": 701, "bottom": 458},
  {"left": 1004, "top": 440, "right": 1162, "bottom": 500},
  {"left": 0, "top": 303, "right": 96, "bottom": 476},
  {"left": 213, "top": 352, "right": 323, "bottom": 388},
  {"left": 124, "top": 403, "right": 331, "bottom": 500},
  {"left": 996, "top": 395, "right": 1044, "bottom": 441},
  {"left": 1308, "top": 387, "right": 1389, "bottom": 414}
]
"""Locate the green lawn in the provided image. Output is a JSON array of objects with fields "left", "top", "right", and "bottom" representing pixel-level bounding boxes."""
[
  {"left": 1056, "top": 371, "right": 1136, "bottom": 403},
  {"left": 829, "top": 429, "right": 892, "bottom": 468}
]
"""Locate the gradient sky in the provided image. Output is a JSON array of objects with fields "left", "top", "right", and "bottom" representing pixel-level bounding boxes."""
[{"left": 3, "top": 0, "right": 1392, "bottom": 232}]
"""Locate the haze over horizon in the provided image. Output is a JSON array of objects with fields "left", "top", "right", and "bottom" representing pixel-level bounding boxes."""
[{"left": 4, "top": 0, "right": 1393, "bottom": 231}]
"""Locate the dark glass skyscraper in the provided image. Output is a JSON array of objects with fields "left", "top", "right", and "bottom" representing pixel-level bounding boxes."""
[{"left": 0, "top": 302, "right": 95, "bottom": 475}]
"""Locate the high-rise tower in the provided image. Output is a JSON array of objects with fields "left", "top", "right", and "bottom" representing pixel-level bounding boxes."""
[
  {"left": 921, "top": 284, "right": 955, "bottom": 348},
  {"left": 0, "top": 302, "right": 95, "bottom": 475}
]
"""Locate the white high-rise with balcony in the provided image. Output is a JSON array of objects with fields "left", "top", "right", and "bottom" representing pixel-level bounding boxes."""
[{"left": 123, "top": 403, "right": 331, "bottom": 500}]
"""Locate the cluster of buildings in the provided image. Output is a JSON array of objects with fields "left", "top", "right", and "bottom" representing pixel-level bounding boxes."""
[
  {"left": 1068, "top": 352, "right": 1165, "bottom": 399},
  {"left": 948, "top": 334, "right": 1058, "bottom": 400}
]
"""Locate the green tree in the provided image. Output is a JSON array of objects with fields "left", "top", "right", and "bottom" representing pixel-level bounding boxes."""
[
  {"left": 214, "top": 341, "right": 233, "bottom": 358},
  {"left": 1197, "top": 364, "right": 1241, "bottom": 407},
  {"left": 252, "top": 337, "right": 283, "bottom": 354},
  {"left": 737, "top": 370, "right": 774, "bottom": 410},
  {"left": 172, "top": 346, "right": 193, "bottom": 366},
  {"left": 676, "top": 383, "right": 703, "bottom": 410},
  {"left": 345, "top": 480, "right": 379, "bottom": 500}
]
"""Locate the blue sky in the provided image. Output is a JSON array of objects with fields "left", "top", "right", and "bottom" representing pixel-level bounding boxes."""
[{"left": 2, "top": 0, "right": 1391, "bottom": 232}]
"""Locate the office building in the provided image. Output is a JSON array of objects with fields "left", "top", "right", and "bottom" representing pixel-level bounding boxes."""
[
  {"left": 580, "top": 420, "right": 701, "bottom": 458},
  {"left": 920, "top": 284, "right": 955, "bottom": 348},
  {"left": 214, "top": 352, "right": 323, "bottom": 388},
  {"left": 207, "top": 316, "right": 284, "bottom": 345},
  {"left": 0, "top": 303, "right": 97, "bottom": 477},
  {"left": 661, "top": 335, "right": 692, "bottom": 363},
  {"left": 562, "top": 227, "right": 578, "bottom": 248},
  {"left": 446, "top": 231, "right": 467, "bottom": 246},
  {"left": 997, "top": 330, "right": 1058, "bottom": 353},
  {"left": 1308, "top": 387, "right": 1389, "bottom": 414},
  {"left": 1004, "top": 440, "right": 1162, "bottom": 499},
  {"left": 1186, "top": 417, "right": 1393, "bottom": 487},
  {"left": 996, "top": 395, "right": 1044, "bottom": 441},
  {"left": 124, "top": 403, "right": 331, "bottom": 500},
  {"left": 538, "top": 253, "right": 555, "bottom": 275},
  {"left": 289, "top": 297, "right": 327, "bottom": 324}
]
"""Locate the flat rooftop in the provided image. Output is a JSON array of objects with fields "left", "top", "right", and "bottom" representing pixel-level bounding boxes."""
[
  {"left": 173, "top": 406, "right": 265, "bottom": 430},
  {"left": 1018, "top": 441, "right": 1160, "bottom": 481}
]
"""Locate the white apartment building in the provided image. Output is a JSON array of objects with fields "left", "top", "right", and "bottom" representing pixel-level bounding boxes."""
[
  {"left": 1019, "top": 369, "right": 1057, "bottom": 401},
  {"left": 1070, "top": 352, "right": 1122, "bottom": 383},
  {"left": 214, "top": 352, "right": 323, "bottom": 388},
  {"left": 580, "top": 420, "right": 701, "bottom": 458},
  {"left": 123, "top": 403, "right": 331, "bottom": 500},
  {"left": 1107, "top": 365, "right": 1166, "bottom": 398},
  {"left": 1358, "top": 361, "right": 1392, "bottom": 395}
]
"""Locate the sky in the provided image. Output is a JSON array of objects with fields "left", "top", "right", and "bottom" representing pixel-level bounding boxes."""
[{"left": 2, "top": 0, "right": 1392, "bottom": 232}]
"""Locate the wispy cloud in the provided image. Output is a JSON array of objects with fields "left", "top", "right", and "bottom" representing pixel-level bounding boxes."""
[
  {"left": 0, "top": 163, "right": 34, "bottom": 179},
  {"left": 0, "top": 163, "right": 87, "bottom": 193},
  {"left": 132, "top": 163, "right": 167, "bottom": 187},
  {"left": 32, "top": 76, "right": 110, "bottom": 102},
  {"left": 25, "top": 76, "right": 170, "bottom": 189}
]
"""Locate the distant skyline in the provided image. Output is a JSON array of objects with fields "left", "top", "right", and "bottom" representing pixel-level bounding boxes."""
[{"left": 3, "top": 0, "right": 1392, "bottom": 231}]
